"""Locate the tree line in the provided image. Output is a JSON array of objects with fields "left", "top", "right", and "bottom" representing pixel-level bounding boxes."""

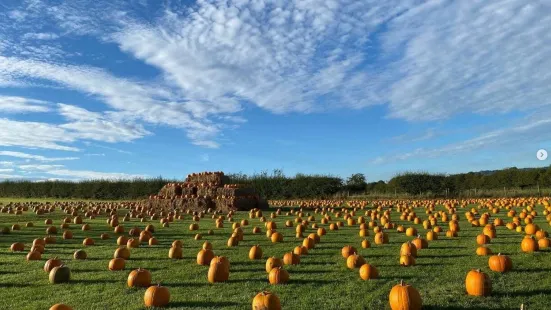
[
  {"left": 367, "top": 166, "right": 551, "bottom": 197},
  {"left": 0, "top": 166, "right": 550, "bottom": 200}
]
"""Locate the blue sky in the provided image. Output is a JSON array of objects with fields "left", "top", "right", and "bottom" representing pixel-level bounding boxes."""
[{"left": 0, "top": 0, "right": 550, "bottom": 182}]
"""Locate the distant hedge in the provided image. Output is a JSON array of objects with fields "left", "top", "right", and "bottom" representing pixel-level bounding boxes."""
[
  {"left": 227, "top": 170, "right": 343, "bottom": 199},
  {"left": 0, "top": 178, "right": 171, "bottom": 200},
  {"left": 0, "top": 171, "right": 343, "bottom": 200},
  {"left": 1, "top": 166, "right": 550, "bottom": 200}
]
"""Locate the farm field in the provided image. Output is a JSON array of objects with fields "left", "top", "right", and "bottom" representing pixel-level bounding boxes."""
[{"left": 1, "top": 199, "right": 551, "bottom": 310}]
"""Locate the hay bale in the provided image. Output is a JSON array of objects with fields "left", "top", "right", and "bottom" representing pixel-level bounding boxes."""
[
  {"left": 185, "top": 172, "right": 230, "bottom": 186},
  {"left": 181, "top": 187, "right": 197, "bottom": 196},
  {"left": 216, "top": 187, "right": 256, "bottom": 197},
  {"left": 158, "top": 184, "right": 182, "bottom": 197},
  {"left": 197, "top": 187, "right": 218, "bottom": 197}
]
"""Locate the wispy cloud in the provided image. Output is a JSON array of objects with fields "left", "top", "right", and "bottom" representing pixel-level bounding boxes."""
[
  {"left": 86, "top": 143, "right": 132, "bottom": 155},
  {"left": 1, "top": 0, "right": 551, "bottom": 158},
  {"left": 17, "top": 164, "right": 147, "bottom": 180},
  {"left": 200, "top": 154, "right": 210, "bottom": 162},
  {"left": 0, "top": 151, "right": 78, "bottom": 162},
  {"left": 390, "top": 128, "right": 437, "bottom": 143},
  {"left": 22, "top": 32, "right": 59, "bottom": 40},
  {"left": 372, "top": 116, "right": 551, "bottom": 165},
  {"left": 0, "top": 95, "right": 50, "bottom": 113},
  {"left": 0, "top": 174, "right": 24, "bottom": 179},
  {"left": 0, "top": 103, "right": 151, "bottom": 151}
]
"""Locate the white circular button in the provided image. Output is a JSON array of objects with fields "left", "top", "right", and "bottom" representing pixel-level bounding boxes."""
[{"left": 537, "top": 149, "right": 548, "bottom": 161}]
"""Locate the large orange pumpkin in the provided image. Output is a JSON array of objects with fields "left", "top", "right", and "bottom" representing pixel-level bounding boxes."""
[
  {"left": 127, "top": 268, "right": 152, "bottom": 288},
  {"left": 249, "top": 245, "right": 263, "bottom": 260},
  {"left": 389, "top": 280, "right": 422, "bottom": 310},
  {"left": 252, "top": 291, "right": 281, "bottom": 310},
  {"left": 144, "top": 284, "right": 170, "bottom": 307},
  {"left": 346, "top": 254, "right": 366, "bottom": 269},
  {"left": 521, "top": 235, "right": 539, "bottom": 253},
  {"left": 44, "top": 257, "right": 63, "bottom": 272},
  {"left": 283, "top": 252, "right": 300, "bottom": 265},
  {"left": 359, "top": 263, "right": 378, "bottom": 280},
  {"left": 268, "top": 267, "right": 289, "bottom": 285},
  {"left": 341, "top": 245, "right": 357, "bottom": 258},
  {"left": 197, "top": 249, "right": 215, "bottom": 266},
  {"left": 488, "top": 253, "right": 512, "bottom": 273},
  {"left": 266, "top": 257, "right": 283, "bottom": 273},
  {"left": 109, "top": 258, "right": 126, "bottom": 271},
  {"left": 465, "top": 269, "right": 491, "bottom": 296}
]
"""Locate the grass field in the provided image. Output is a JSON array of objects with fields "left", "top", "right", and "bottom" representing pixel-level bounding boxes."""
[{"left": 1, "top": 201, "right": 550, "bottom": 310}]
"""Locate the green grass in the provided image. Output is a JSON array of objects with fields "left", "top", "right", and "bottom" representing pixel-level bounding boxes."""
[{"left": 1, "top": 202, "right": 551, "bottom": 310}]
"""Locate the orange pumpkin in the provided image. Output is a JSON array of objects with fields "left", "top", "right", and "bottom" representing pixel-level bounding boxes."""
[
  {"left": 488, "top": 253, "right": 512, "bottom": 273},
  {"left": 144, "top": 284, "right": 170, "bottom": 307},
  {"left": 359, "top": 263, "right": 378, "bottom": 280},
  {"left": 465, "top": 269, "right": 491, "bottom": 296},
  {"left": 127, "top": 268, "right": 152, "bottom": 288},
  {"left": 389, "top": 280, "right": 422, "bottom": 310},
  {"left": 252, "top": 291, "right": 281, "bottom": 310}
]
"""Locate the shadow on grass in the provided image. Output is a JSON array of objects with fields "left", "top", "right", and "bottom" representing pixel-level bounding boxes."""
[
  {"left": 168, "top": 301, "right": 241, "bottom": 308},
  {"left": 230, "top": 261, "right": 258, "bottom": 266},
  {"left": 299, "top": 261, "right": 336, "bottom": 266},
  {"left": 290, "top": 279, "right": 337, "bottom": 285},
  {"left": 494, "top": 289, "right": 551, "bottom": 297},
  {"left": 426, "top": 246, "right": 469, "bottom": 249},
  {"left": 0, "top": 283, "right": 35, "bottom": 288},
  {"left": 363, "top": 254, "right": 394, "bottom": 258},
  {"left": 420, "top": 254, "right": 470, "bottom": 258},
  {"left": 292, "top": 269, "right": 332, "bottom": 274},
  {"left": 424, "top": 306, "right": 517, "bottom": 310},
  {"left": 232, "top": 267, "right": 263, "bottom": 273},
  {"left": 513, "top": 268, "right": 551, "bottom": 273},
  {"left": 378, "top": 275, "right": 415, "bottom": 280},
  {"left": 162, "top": 282, "right": 212, "bottom": 287},
  {"left": 227, "top": 278, "right": 266, "bottom": 284},
  {"left": 71, "top": 279, "right": 119, "bottom": 284}
]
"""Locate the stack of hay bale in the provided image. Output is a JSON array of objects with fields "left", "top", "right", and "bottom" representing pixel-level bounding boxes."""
[{"left": 143, "top": 171, "right": 268, "bottom": 212}]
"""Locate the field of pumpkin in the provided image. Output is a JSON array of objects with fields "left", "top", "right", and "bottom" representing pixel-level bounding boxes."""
[{"left": 1, "top": 198, "right": 551, "bottom": 309}]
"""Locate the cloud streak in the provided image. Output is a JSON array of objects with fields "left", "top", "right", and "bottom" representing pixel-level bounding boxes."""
[
  {"left": 0, "top": 95, "right": 50, "bottom": 113},
  {"left": 0, "top": 151, "right": 79, "bottom": 162}
]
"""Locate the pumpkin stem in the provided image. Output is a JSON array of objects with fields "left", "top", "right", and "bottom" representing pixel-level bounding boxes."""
[{"left": 400, "top": 279, "right": 405, "bottom": 286}]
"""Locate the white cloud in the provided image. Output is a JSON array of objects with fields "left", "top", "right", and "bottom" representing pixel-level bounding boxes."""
[
  {"left": 0, "top": 174, "right": 24, "bottom": 179},
  {"left": 57, "top": 103, "right": 151, "bottom": 143},
  {"left": 1, "top": 0, "right": 551, "bottom": 153},
  {"left": 0, "top": 119, "right": 79, "bottom": 151},
  {"left": 200, "top": 154, "right": 210, "bottom": 162},
  {"left": 0, "top": 151, "right": 79, "bottom": 162},
  {"left": 8, "top": 10, "right": 27, "bottom": 22},
  {"left": 0, "top": 168, "right": 14, "bottom": 173},
  {"left": 0, "top": 95, "right": 50, "bottom": 113},
  {"left": 372, "top": 115, "right": 551, "bottom": 164},
  {"left": 41, "top": 168, "right": 146, "bottom": 180},
  {"left": 380, "top": 0, "right": 551, "bottom": 121},
  {"left": 15, "top": 164, "right": 145, "bottom": 180},
  {"left": 0, "top": 56, "right": 220, "bottom": 147},
  {"left": 22, "top": 32, "right": 60, "bottom": 40},
  {"left": 0, "top": 102, "right": 152, "bottom": 151}
]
